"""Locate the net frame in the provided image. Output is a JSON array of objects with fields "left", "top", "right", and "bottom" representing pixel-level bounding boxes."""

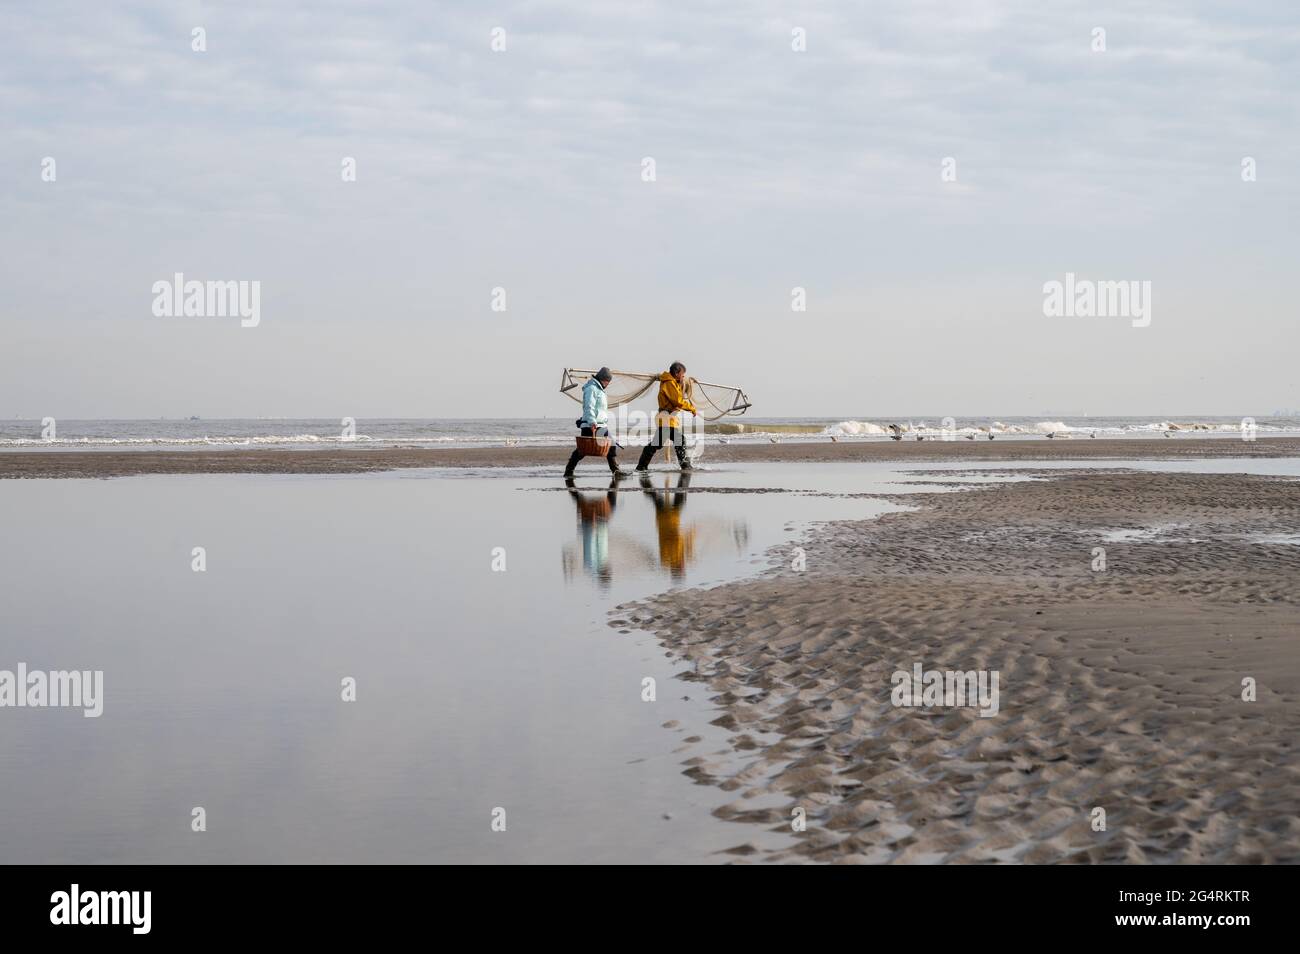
[{"left": 559, "top": 368, "right": 751, "bottom": 422}]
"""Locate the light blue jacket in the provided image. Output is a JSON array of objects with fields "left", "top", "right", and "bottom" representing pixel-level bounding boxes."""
[{"left": 581, "top": 377, "right": 609, "bottom": 427}]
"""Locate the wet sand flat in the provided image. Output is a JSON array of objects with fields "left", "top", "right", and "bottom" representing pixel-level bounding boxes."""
[
  {"left": 3, "top": 436, "right": 1300, "bottom": 478},
  {"left": 4, "top": 450, "right": 1297, "bottom": 864},
  {"left": 616, "top": 469, "right": 1300, "bottom": 863}
]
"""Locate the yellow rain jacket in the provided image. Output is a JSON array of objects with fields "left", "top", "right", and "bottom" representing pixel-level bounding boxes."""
[{"left": 654, "top": 372, "right": 698, "bottom": 429}]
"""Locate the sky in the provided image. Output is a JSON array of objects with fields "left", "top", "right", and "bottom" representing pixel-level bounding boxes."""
[{"left": 2, "top": 0, "right": 1298, "bottom": 418}]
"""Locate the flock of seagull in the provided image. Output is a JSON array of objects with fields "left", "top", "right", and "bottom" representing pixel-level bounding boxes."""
[
  {"left": 738, "top": 426, "right": 1128, "bottom": 444},
  {"left": 826, "top": 425, "right": 1180, "bottom": 442},
  {"left": 556, "top": 423, "right": 1182, "bottom": 448}
]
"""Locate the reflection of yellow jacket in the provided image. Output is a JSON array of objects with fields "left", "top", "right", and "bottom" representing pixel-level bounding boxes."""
[
  {"left": 655, "top": 507, "right": 697, "bottom": 575},
  {"left": 655, "top": 372, "right": 698, "bottom": 429}
]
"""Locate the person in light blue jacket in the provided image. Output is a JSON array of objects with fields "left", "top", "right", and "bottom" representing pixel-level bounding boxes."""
[
  {"left": 581, "top": 373, "right": 610, "bottom": 429},
  {"left": 565, "top": 367, "right": 628, "bottom": 478}
]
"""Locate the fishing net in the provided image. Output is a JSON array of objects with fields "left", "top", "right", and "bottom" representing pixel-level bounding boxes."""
[
  {"left": 559, "top": 368, "right": 751, "bottom": 422},
  {"left": 689, "top": 378, "right": 753, "bottom": 421}
]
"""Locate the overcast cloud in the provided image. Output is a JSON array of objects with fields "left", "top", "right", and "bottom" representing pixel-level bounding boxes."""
[{"left": 2, "top": 1, "right": 1298, "bottom": 417}]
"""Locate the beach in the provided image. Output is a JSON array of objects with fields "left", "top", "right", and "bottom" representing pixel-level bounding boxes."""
[
  {"left": 3, "top": 435, "right": 1300, "bottom": 478},
  {"left": 617, "top": 465, "right": 1300, "bottom": 862},
  {"left": 11, "top": 0, "right": 1300, "bottom": 915},
  {"left": 2, "top": 443, "right": 1297, "bottom": 865}
]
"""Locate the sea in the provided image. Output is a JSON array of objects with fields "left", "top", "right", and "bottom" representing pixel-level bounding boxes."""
[{"left": 3, "top": 415, "right": 1299, "bottom": 450}]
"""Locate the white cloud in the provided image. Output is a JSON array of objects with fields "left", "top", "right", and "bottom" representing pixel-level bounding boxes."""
[{"left": 1, "top": 1, "right": 1298, "bottom": 415}]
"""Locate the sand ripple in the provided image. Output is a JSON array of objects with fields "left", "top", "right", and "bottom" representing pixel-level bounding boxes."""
[{"left": 615, "top": 471, "right": 1300, "bottom": 863}]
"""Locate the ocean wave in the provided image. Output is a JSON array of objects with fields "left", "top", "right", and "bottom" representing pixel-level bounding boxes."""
[
  {"left": 0, "top": 434, "right": 377, "bottom": 447},
  {"left": 0, "top": 433, "right": 580, "bottom": 447},
  {"left": 821, "top": 419, "right": 1283, "bottom": 438},
  {"left": 2, "top": 419, "right": 1289, "bottom": 449},
  {"left": 823, "top": 421, "right": 890, "bottom": 436}
]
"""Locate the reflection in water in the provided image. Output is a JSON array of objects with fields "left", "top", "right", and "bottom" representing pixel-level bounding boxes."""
[
  {"left": 646, "top": 472, "right": 695, "bottom": 580},
  {"left": 563, "top": 476, "right": 627, "bottom": 588},
  {"left": 561, "top": 473, "right": 750, "bottom": 586}
]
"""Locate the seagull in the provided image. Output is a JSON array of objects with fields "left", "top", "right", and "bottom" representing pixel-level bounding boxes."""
[
  {"left": 1046, "top": 432, "right": 1056, "bottom": 439},
  {"left": 717, "top": 437, "right": 729, "bottom": 444},
  {"left": 915, "top": 434, "right": 925, "bottom": 441},
  {"left": 769, "top": 436, "right": 781, "bottom": 443},
  {"left": 829, "top": 435, "right": 839, "bottom": 442},
  {"left": 504, "top": 438, "right": 519, "bottom": 447},
  {"left": 964, "top": 433, "right": 976, "bottom": 440},
  {"left": 988, "top": 433, "right": 995, "bottom": 440},
  {"left": 888, "top": 423, "right": 904, "bottom": 441}
]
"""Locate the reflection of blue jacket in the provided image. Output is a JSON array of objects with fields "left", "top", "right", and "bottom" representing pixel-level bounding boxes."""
[
  {"left": 581, "top": 378, "right": 609, "bottom": 427},
  {"left": 581, "top": 522, "right": 609, "bottom": 575}
]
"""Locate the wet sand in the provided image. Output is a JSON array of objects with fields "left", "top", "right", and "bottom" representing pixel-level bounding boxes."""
[
  {"left": 2, "top": 436, "right": 1300, "bottom": 478},
  {"left": 615, "top": 469, "right": 1300, "bottom": 863},
  {"left": 5, "top": 440, "right": 1297, "bottom": 864}
]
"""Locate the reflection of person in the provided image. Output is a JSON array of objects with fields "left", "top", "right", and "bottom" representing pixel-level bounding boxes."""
[
  {"left": 565, "top": 367, "right": 628, "bottom": 478},
  {"left": 567, "top": 475, "right": 619, "bottom": 587},
  {"left": 635, "top": 362, "right": 696, "bottom": 472},
  {"left": 640, "top": 472, "right": 696, "bottom": 579}
]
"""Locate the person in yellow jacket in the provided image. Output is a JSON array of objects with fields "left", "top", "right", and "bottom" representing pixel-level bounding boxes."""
[{"left": 635, "top": 362, "right": 697, "bottom": 471}]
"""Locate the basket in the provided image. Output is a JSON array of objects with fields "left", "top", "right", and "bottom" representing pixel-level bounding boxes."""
[{"left": 575, "top": 434, "right": 613, "bottom": 457}]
